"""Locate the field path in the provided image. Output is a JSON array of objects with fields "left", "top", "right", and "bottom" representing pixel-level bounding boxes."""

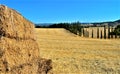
[{"left": 35, "top": 28, "right": 120, "bottom": 74}]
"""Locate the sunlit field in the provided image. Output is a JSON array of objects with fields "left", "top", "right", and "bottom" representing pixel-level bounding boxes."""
[{"left": 35, "top": 28, "right": 120, "bottom": 74}]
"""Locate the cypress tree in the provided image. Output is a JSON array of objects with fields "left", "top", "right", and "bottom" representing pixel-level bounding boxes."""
[
  {"left": 108, "top": 26, "right": 110, "bottom": 39},
  {"left": 104, "top": 25, "right": 106, "bottom": 39},
  {"left": 97, "top": 27, "right": 99, "bottom": 38},
  {"left": 101, "top": 30, "right": 102, "bottom": 39},
  {"left": 111, "top": 27, "right": 113, "bottom": 38},
  {"left": 83, "top": 28, "right": 85, "bottom": 37},
  {"left": 92, "top": 29, "right": 94, "bottom": 38},
  {"left": 115, "top": 33, "right": 117, "bottom": 38}
]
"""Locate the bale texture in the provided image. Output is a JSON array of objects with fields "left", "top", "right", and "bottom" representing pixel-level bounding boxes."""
[{"left": 0, "top": 5, "right": 52, "bottom": 74}]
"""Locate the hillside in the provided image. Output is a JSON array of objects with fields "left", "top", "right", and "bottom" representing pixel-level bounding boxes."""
[
  {"left": 35, "top": 19, "right": 120, "bottom": 27},
  {"left": 115, "top": 19, "right": 120, "bottom": 23},
  {"left": 35, "top": 28, "right": 120, "bottom": 74}
]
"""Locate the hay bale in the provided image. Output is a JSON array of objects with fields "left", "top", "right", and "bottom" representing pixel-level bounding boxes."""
[
  {"left": 0, "top": 5, "right": 52, "bottom": 74},
  {"left": 0, "top": 5, "right": 35, "bottom": 40}
]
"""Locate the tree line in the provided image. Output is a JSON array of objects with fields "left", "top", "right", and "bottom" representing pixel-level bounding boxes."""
[
  {"left": 110, "top": 25, "right": 120, "bottom": 36},
  {"left": 36, "top": 22, "right": 83, "bottom": 35},
  {"left": 35, "top": 23, "right": 120, "bottom": 37}
]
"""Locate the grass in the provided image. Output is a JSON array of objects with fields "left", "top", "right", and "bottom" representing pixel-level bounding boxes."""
[{"left": 35, "top": 28, "right": 120, "bottom": 74}]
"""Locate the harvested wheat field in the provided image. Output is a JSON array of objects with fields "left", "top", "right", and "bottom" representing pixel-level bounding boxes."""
[{"left": 35, "top": 28, "right": 120, "bottom": 74}]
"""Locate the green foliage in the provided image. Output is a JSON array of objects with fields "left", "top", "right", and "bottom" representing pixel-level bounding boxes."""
[
  {"left": 47, "top": 22, "right": 83, "bottom": 35},
  {"left": 108, "top": 26, "right": 110, "bottom": 39},
  {"left": 100, "top": 30, "right": 103, "bottom": 39},
  {"left": 35, "top": 22, "right": 83, "bottom": 35},
  {"left": 92, "top": 29, "right": 94, "bottom": 38},
  {"left": 97, "top": 28, "right": 99, "bottom": 38},
  {"left": 110, "top": 25, "right": 120, "bottom": 36},
  {"left": 114, "top": 25, "right": 120, "bottom": 35},
  {"left": 104, "top": 26, "right": 106, "bottom": 39}
]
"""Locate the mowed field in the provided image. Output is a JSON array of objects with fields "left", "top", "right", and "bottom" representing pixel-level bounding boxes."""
[{"left": 35, "top": 28, "right": 120, "bottom": 74}]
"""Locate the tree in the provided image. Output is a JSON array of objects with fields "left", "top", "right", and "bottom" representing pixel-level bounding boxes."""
[
  {"left": 92, "top": 29, "right": 94, "bottom": 38},
  {"left": 104, "top": 25, "right": 106, "bottom": 39},
  {"left": 114, "top": 25, "right": 120, "bottom": 35},
  {"left": 83, "top": 28, "right": 85, "bottom": 37},
  {"left": 47, "top": 22, "right": 83, "bottom": 35},
  {"left": 108, "top": 26, "right": 110, "bottom": 39},
  {"left": 101, "top": 30, "right": 103, "bottom": 39},
  {"left": 110, "top": 27, "right": 114, "bottom": 38},
  {"left": 97, "top": 28, "right": 99, "bottom": 38}
]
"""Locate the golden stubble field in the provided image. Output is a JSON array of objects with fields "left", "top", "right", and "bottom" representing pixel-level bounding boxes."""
[{"left": 35, "top": 28, "right": 120, "bottom": 74}]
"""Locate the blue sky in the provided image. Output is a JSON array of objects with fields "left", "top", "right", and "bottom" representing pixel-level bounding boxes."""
[{"left": 0, "top": 0, "right": 120, "bottom": 23}]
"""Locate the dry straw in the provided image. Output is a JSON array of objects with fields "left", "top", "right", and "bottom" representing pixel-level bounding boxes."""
[{"left": 0, "top": 5, "right": 52, "bottom": 74}]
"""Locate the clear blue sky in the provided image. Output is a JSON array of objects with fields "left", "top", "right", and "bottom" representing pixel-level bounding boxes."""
[{"left": 1, "top": 0, "right": 120, "bottom": 23}]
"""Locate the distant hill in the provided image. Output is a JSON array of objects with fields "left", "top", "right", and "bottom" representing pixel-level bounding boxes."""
[
  {"left": 35, "top": 19, "right": 120, "bottom": 27},
  {"left": 91, "top": 19, "right": 120, "bottom": 27},
  {"left": 35, "top": 23, "right": 54, "bottom": 26},
  {"left": 114, "top": 19, "right": 120, "bottom": 23}
]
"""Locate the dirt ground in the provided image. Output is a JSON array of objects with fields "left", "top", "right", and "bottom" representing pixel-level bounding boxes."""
[{"left": 35, "top": 28, "right": 120, "bottom": 74}]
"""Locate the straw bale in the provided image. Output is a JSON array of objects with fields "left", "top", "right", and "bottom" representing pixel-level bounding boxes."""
[
  {"left": 0, "top": 5, "right": 35, "bottom": 40},
  {"left": 0, "top": 5, "right": 52, "bottom": 74}
]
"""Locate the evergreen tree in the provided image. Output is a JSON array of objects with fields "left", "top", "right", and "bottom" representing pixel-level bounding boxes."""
[
  {"left": 101, "top": 30, "right": 103, "bottom": 39},
  {"left": 92, "top": 29, "right": 94, "bottom": 38},
  {"left": 111, "top": 27, "right": 114, "bottom": 38},
  {"left": 108, "top": 26, "right": 110, "bottom": 39},
  {"left": 104, "top": 25, "right": 106, "bottom": 39},
  {"left": 114, "top": 25, "right": 120, "bottom": 35},
  {"left": 97, "top": 27, "right": 99, "bottom": 38}
]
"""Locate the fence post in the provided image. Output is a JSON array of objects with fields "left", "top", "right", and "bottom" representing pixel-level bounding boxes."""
[{"left": 104, "top": 25, "right": 106, "bottom": 39}]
